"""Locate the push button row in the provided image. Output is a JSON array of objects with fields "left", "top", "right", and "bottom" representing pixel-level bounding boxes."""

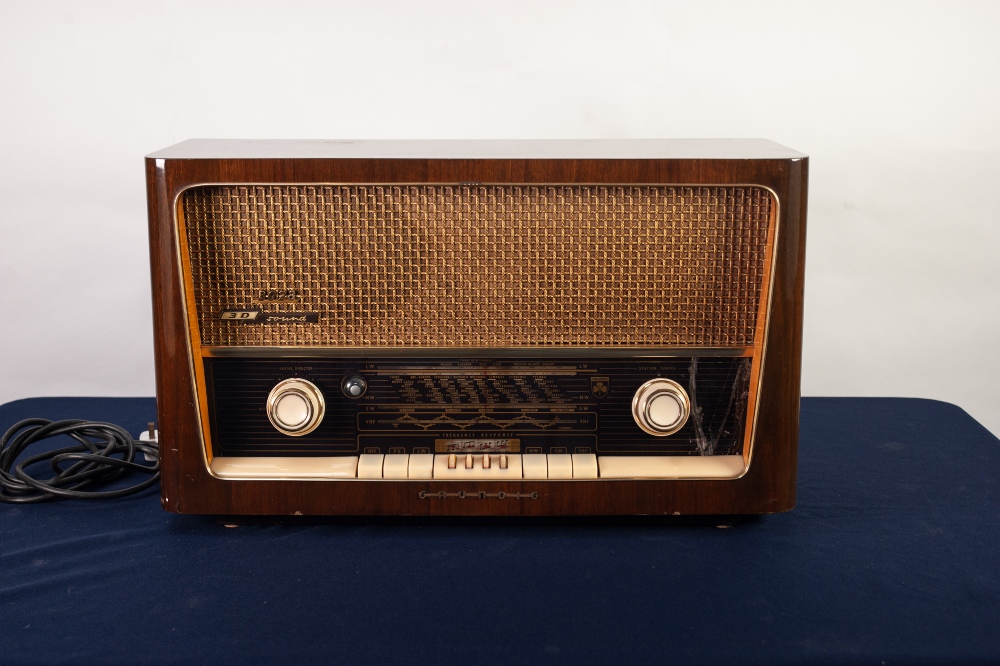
[
  {"left": 355, "top": 453, "right": 599, "bottom": 479},
  {"left": 523, "top": 453, "right": 598, "bottom": 479},
  {"left": 446, "top": 453, "right": 511, "bottom": 470},
  {"left": 358, "top": 453, "right": 434, "bottom": 479},
  {"left": 208, "top": 454, "right": 746, "bottom": 480}
]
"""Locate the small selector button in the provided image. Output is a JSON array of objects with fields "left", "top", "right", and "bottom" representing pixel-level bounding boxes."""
[
  {"left": 341, "top": 374, "right": 368, "bottom": 398},
  {"left": 266, "top": 378, "right": 325, "bottom": 436}
]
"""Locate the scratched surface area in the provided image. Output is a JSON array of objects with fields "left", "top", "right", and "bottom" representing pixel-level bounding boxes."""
[{"left": 1, "top": 396, "right": 999, "bottom": 665}]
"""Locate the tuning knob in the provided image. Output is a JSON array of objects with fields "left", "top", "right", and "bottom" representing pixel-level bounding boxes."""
[
  {"left": 632, "top": 378, "right": 690, "bottom": 436},
  {"left": 266, "top": 378, "right": 325, "bottom": 436}
]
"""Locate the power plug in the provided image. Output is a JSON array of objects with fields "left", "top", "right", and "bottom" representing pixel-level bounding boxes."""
[{"left": 139, "top": 421, "right": 159, "bottom": 463}]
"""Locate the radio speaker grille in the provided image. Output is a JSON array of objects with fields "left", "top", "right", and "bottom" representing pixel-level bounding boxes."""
[{"left": 181, "top": 185, "right": 773, "bottom": 347}]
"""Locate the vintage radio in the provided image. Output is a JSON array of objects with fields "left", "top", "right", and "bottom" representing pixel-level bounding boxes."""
[{"left": 145, "top": 139, "right": 807, "bottom": 516}]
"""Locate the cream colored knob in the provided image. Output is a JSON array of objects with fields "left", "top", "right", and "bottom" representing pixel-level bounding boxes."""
[
  {"left": 632, "top": 378, "right": 690, "bottom": 436},
  {"left": 266, "top": 378, "right": 325, "bottom": 436}
]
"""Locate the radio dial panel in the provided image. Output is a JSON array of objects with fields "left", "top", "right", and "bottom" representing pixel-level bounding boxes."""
[{"left": 209, "top": 355, "right": 748, "bottom": 458}]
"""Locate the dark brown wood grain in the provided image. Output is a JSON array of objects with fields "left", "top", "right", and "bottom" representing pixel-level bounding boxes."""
[{"left": 145, "top": 141, "right": 807, "bottom": 516}]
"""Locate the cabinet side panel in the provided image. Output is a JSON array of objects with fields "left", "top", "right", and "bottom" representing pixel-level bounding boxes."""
[
  {"left": 147, "top": 158, "right": 201, "bottom": 512},
  {"left": 751, "top": 158, "right": 807, "bottom": 511}
]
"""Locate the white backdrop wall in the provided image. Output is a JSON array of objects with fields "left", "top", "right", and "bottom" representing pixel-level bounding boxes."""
[{"left": 1, "top": 0, "right": 998, "bottom": 435}]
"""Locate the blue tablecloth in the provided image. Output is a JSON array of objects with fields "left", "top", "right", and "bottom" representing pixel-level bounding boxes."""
[{"left": 1, "top": 396, "right": 998, "bottom": 665}]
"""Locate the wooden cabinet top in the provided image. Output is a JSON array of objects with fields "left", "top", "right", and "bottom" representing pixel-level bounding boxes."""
[{"left": 148, "top": 139, "right": 807, "bottom": 161}]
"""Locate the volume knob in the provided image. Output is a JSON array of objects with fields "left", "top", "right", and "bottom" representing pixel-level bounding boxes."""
[
  {"left": 266, "top": 378, "right": 325, "bottom": 436},
  {"left": 632, "top": 378, "right": 690, "bottom": 437}
]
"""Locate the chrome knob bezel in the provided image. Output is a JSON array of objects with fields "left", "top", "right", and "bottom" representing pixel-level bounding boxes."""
[
  {"left": 341, "top": 375, "right": 368, "bottom": 399},
  {"left": 631, "top": 378, "right": 691, "bottom": 437},
  {"left": 266, "top": 378, "right": 326, "bottom": 436}
]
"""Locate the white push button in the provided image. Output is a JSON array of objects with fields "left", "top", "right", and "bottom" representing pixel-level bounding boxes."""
[
  {"left": 210, "top": 456, "right": 359, "bottom": 479},
  {"left": 274, "top": 393, "right": 310, "bottom": 428},
  {"left": 357, "top": 454, "right": 385, "bottom": 479},
  {"left": 548, "top": 454, "right": 573, "bottom": 479},
  {"left": 648, "top": 393, "right": 681, "bottom": 428},
  {"left": 382, "top": 454, "right": 409, "bottom": 479},
  {"left": 597, "top": 455, "right": 746, "bottom": 479},
  {"left": 408, "top": 454, "right": 435, "bottom": 479},
  {"left": 522, "top": 454, "right": 548, "bottom": 479},
  {"left": 572, "top": 453, "right": 598, "bottom": 479}
]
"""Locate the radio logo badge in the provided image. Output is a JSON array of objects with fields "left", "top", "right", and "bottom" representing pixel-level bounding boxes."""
[
  {"left": 221, "top": 309, "right": 262, "bottom": 322},
  {"left": 220, "top": 309, "right": 319, "bottom": 323},
  {"left": 591, "top": 377, "right": 610, "bottom": 397}
]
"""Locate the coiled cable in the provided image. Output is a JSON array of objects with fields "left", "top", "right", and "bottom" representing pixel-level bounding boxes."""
[{"left": 0, "top": 419, "right": 159, "bottom": 503}]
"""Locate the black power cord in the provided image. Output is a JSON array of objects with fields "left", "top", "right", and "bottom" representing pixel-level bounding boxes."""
[{"left": 0, "top": 419, "right": 159, "bottom": 503}]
